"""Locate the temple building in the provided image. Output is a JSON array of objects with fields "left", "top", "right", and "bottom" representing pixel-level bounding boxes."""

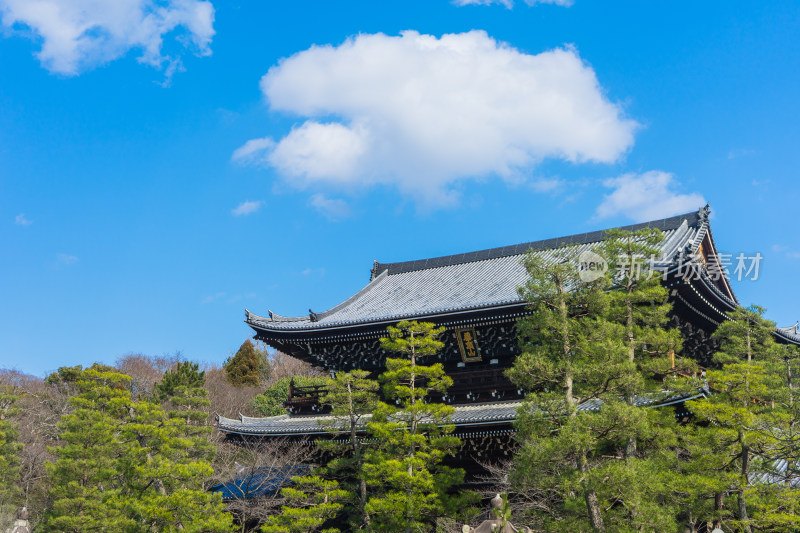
[{"left": 215, "top": 205, "right": 799, "bottom": 479}]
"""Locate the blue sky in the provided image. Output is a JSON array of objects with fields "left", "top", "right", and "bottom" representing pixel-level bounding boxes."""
[{"left": 1, "top": 0, "right": 798, "bottom": 376}]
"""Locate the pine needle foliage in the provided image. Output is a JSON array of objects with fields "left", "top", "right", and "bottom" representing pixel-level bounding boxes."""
[
  {"left": 683, "top": 305, "right": 792, "bottom": 533},
  {"left": 154, "top": 360, "right": 216, "bottom": 466},
  {"left": 154, "top": 361, "right": 205, "bottom": 402},
  {"left": 318, "top": 369, "right": 379, "bottom": 530},
  {"left": 507, "top": 244, "right": 680, "bottom": 532},
  {"left": 43, "top": 368, "right": 137, "bottom": 532},
  {"left": 43, "top": 367, "right": 234, "bottom": 533},
  {"left": 260, "top": 475, "right": 346, "bottom": 533},
  {"left": 602, "top": 227, "right": 683, "bottom": 374},
  {"left": 364, "top": 320, "right": 477, "bottom": 533}
]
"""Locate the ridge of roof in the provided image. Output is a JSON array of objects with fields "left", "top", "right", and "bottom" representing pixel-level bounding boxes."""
[
  {"left": 371, "top": 208, "right": 705, "bottom": 278},
  {"left": 246, "top": 206, "right": 711, "bottom": 330}
]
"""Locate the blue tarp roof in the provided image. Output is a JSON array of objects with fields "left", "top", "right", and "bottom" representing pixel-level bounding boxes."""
[{"left": 209, "top": 465, "right": 313, "bottom": 500}]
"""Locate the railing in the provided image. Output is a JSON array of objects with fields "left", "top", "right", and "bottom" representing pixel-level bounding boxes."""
[{"left": 284, "top": 380, "right": 330, "bottom": 415}]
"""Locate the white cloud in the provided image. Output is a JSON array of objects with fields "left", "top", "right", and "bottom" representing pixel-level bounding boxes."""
[
  {"left": 309, "top": 193, "right": 351, "bottom": 220},
  {"left": 454, "top": 0, "right": 572, "bottom": 7},
  {"left": 530, "top": 178, "right": 564, "bottom": 193},
  {"left": 596, "top": 171, "right": 705, "bottom": 222},
  {"left": 0, "top": 0, "right": 215, "bottom": 76},
  {"left": 14, "top": 213, "right": 32, "bottom": 226},
  {"left": 232, "top": 200, "right": 263, "bottom": 216},
  {"left": 236, "top": 30, "right": 637, "bottom": 207},
  {"left": 202, "top": 291, "right": 256, "bottom": 304},
  {"left": 57, "top": 253, "right": 78, "bottom": 265},
  {"left": 202, "top": 291, "right": 226, "bottom": 304},
  {"left": 232, "top": 137, "right": 274, "bottom": 165},
  {"left": 454, "top": 0, "right": 514, "bottom": 7},
  {"left": 727, "top": 148, "right": 758, "bottom": 160},
  {"left": 772, "top": 245, "right": 800, "bottom": 260}
]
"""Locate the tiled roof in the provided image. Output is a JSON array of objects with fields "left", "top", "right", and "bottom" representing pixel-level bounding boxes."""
[
  {"left": 750, "top": 459, "right": 800, "bottom": 488},
  {"left": 217, "top": 400, "right": 525, "bottom": 436},
  {"left": 776, "top": 322, "right": 800, "bottom": 345},
  {"left": 216, "top": 391, "right": 706, "bottom": 436},
  {"left": 246, "top": 208, "right": 709, "bottom": 332}
]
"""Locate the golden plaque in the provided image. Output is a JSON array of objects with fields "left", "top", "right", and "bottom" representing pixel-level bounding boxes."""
[{"left": 455, "top": 327, "right": 482, "bottom": 363}]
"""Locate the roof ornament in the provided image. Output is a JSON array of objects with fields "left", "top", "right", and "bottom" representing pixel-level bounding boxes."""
[
  {"left": 779, "top": 322, "right": 800, "bottom": 336},
  {"left": 698, "top": 203, "right": 711, "bottom": 223},
  {"left": 268, "top": 310, "right": 274, "bottom": 320},
  {"left": 309, "top": 309, "right": 319, "bottom": 322},
  {"left": 370, "top": 260, "right": 379, "bottom": 281}
]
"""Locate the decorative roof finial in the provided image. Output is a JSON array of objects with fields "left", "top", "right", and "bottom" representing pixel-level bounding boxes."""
[
  {"left": 309, "top": 309, "right": 318, "bottom": 322},
  {"left": 699, "top": 203, "right": 711, "bottom": 222},
  {"left": 370, "top": 260, "right": 379, "bottom": 281}
]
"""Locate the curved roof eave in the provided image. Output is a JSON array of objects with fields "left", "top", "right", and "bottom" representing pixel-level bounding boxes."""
[
  {"left": 246, "top": 206, "right": 731, "bottom": 333},
  {"left": 775, "top": 322, "right": 800, "bottom": 345}
]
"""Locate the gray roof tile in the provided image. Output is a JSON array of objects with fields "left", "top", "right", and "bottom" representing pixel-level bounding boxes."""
[
  {"left": 247, "top": 210, "right": 708, "bottom": 331},
  {"left": 776, "top": 323, "right": 800, "bottom": 345},
  {"left": 215, "top": 391, "right": 706, "bottom": 436}
]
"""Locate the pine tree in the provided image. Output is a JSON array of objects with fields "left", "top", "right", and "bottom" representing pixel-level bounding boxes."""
[
  {"left": 155, "top": 360, "right": 206, "bottom": 402},
  {"left": 155, "top": 361, "right": 215, "bottom": 462},
  {"left": 507, "top": 245, "right": 678, "bottom": 531},
  {"left": 119, "top": 396, "right": 234, "bottom": 532},
  {"left": 684, "top": 306, "right": 786, "bottom": 533},
  {"left": 0, "top": 385, "right": 22, "bottom": 526},
  {"left": 601, "top": 227, "right": 686, "bottom": 528},
  {"left": 44, "top": 366, "right": 234, "bottom": 532},
  {"left": 261, "top": 475, "right": 346, "bottom": 533},
  {"left": 364, "top": 320, "right": 475, "bottom": 533},
  {"left": 602, "top": 227, "right": 683, "bottom": 456},
  {"left": 730, "top": 328, "right": 800, "bottom": 532},
  {"left": 318, "top": 369, "right": 379, "bottom": 530},
  {"left": 43, "top": 367, "right": 137, "bottom": 532},
  {"left": 225, "top": 340, "right": 270, "bottom": 387}
]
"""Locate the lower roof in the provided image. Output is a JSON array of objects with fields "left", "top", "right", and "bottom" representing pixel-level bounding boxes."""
[{"left": 216, "top": 391, "right": 706, "bottom": 437}]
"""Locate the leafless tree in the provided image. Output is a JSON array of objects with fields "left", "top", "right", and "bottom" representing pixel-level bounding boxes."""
[
  {"left": 115, "top": 352, "right": 187, "bottom": 399},
  {"left": 204, "top": 365, "right": 265, "bottom": 421},
  {"left": 0, "top": 369, "right": 74, "bottom": 529},
  {"left": 265, "top": 351, "right": 324, "bottom": 383},
  {"left": 475, "top": 457, "right": 558, "bottom": 531},
  {"left": 212, "top": 436, "right": 316, "bottom": 533}
]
